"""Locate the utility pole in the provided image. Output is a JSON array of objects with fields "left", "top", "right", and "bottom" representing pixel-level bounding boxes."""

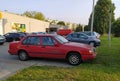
[
  {"left": 91, "top": 0, "right": 95, "bottom": 32},
  {"left": 108, "top": 4, "right": 112, "bottom": 47}
]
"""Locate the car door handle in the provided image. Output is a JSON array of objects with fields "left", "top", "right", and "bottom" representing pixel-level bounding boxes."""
[
  {"left": 25, "top": 45, "right": 29, "bottom": 47},
  {"left": 41, "top": 46, "right": 46, "bottom": 48}
]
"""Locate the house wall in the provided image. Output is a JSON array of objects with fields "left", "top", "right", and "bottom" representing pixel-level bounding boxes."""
[{"left": 0, "top": 11, "right": 49, "bottom": 34}]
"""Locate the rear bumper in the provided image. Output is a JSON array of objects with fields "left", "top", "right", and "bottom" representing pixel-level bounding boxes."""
[{"left": 8, "top": 50, "right": 17, "bottom": 55}]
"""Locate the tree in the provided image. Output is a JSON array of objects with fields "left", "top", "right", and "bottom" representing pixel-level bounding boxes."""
[
  {"left": 57, "top": 21, "right": 66, "bottom": 26},
  {"left": 88, "top": 0, "right": 115, "bottom": 35},
  {"left": 75, "top": 24, "right": 82, "bottom": 32},
  {"left": 112, "top": 17, "right": 120, "bottom": 37},
  {"left": 84, "top": 25, "right": 89, "bottom": 31},
  {"left": 23, "top": 11, "right": 45, "bottom": 21}
]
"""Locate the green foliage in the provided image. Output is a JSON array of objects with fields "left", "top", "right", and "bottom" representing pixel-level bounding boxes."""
[
  {"left": 23, "top": 11, "right": 45, "bottom": 21},
  {"left": 112, "top": 17, "right": 120, "bottom": 37},
  {"left": 84, "top": 25, "right": 89, "bottom": 31},
  {"left": 5, "top": 36, "right": 120, "bottom": 81},
  {"left": 75, "top": 24, "right": 82, "bottom": 32},
  {"left": 50, "top": 20, "right": 56, "bottom": 25},
  {"left": 57, "top": 21, "right": 65, "bottom": 26},
  {"left": 88, "top": 0, "right": 115, "bottom": 35}
]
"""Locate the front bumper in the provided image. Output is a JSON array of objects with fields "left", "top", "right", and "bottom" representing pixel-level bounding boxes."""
[{"left": 82, "top": 53, "right": 97, "bottom": 61}]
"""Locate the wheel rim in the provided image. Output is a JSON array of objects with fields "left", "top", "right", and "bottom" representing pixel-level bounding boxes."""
[
  {"left": 69, "top": 55, "right": 80, "bottom": 65},
  {"left": 19, "top": 52, "right": 27, "bottom": 60}
]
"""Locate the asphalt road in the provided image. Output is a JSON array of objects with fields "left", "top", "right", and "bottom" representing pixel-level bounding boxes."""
[{"left": 0, "top": 43, "right": 71, "bottom": 80}]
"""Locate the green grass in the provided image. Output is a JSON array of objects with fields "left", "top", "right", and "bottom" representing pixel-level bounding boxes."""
[{"left": 5, "top": 36, "right": 120, "bottom": 81}]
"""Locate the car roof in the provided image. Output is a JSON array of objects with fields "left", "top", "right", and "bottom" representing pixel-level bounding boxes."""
[
  {"left": 71, "top": 32, "right": 86, "bottom": 34},
  {"left": 26, "top": 34, "right": 57, "bottom": 37}
]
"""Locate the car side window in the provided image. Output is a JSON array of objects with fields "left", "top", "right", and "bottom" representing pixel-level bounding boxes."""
[
  {"left": 42, "top": 37, "right": 55, "bottom": 46},
  {"left": 22, "top": 36, "right": 40, "bottom": 45},
  {"left": 78, "top": 34, "right": 88, "bottom": 39},
  {"left": 71, "top": 33, "right": 78, "bottom": 38}
]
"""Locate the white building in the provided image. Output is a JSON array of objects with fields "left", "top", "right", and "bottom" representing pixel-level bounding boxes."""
[{"left": 0, "top": 11, "right": 50, "bottom": 35}]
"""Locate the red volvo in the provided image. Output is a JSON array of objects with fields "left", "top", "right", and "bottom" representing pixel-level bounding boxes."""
[{"left": 8, "top": 34, "right": 97, "bottom": 65}]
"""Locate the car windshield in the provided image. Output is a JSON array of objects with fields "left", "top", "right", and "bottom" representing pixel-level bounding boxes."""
[{"left": 55, "top": 35, "right": 68, "bottom": 44}]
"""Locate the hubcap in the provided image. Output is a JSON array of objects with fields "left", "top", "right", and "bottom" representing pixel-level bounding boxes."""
[
  {"left": 69, "top": 55, "right": 79, "bottom": 64},
  {"left": 20, "top": 52, "right": 26, "bottom": 60}
]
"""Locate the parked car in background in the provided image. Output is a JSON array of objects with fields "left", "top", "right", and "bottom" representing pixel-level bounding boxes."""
[
  {"left": 18, "top": 32, "right": 29, "bottom": 36},
  {"left": 57, "top": 29, "right": 73, "bottom": 36},
  {"left": 31, "top": 32, "right": 46, "bottom": 35},
  {"left": 8, "top": 34, "right": 97, "bottom": 65},
  {"left": 66, "top": 32, "right": 100, "bottom": 47},
  {"left": 47, "top": 32, "right": 57, "bottom": 34},
  {"left": 81, "top": 31, "right": 100, "bottom": 39},
  {"left": 4, "top": 32, "right": 26, "bottom": 42},
  {"left": 0, "top": 35, "right": 6, "bottom": 45}
]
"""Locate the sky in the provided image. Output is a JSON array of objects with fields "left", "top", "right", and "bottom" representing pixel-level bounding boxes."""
[{"left": 0, "top": 0, "right": 120, "bottom": 25}]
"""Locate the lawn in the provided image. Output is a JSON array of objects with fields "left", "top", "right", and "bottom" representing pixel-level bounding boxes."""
[{"left": 5, "top": 36, "right": 120, "bottom": 81}]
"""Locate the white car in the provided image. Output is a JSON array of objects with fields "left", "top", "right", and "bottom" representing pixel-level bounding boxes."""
[{"left": 0, "top": 35, "right": 6, "bottom": 45}]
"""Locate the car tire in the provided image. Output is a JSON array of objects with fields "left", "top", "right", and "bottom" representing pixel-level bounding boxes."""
[
  {"left": 18, "top": 51, "right": 29, "bottom": 61},
  {"left": 67, "top": 53, "right": 82, "bottom": 65},
  {"left": 0, "top": 43, "right": 4, "bottom": 45},
  {"left": 15, "top": 38, "right": 20, "bottom": 41},
  {"left": 89, "top": 42, "right": 95, "bottom": 47},
  {"left": 9, "top": 38, "right": 13, "bottom": 42}
]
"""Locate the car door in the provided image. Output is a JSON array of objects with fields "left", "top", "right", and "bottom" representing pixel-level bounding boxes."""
[
  {"left": 70, "top": 33, "right": 80, "bottom": 42},
  {"left": 41, "top": 36, "right": 64, "bottom": 59},
  {"left": 21, "top": 36, "right": 42, "bottom": 57},
  {"left": 78, "top": 33, "right": 89, "bottom": 44}
]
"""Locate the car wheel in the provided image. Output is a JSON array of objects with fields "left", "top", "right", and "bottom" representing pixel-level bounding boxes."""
[
  {"left": 15, "top": 38, "right": 20, "bottom": 41},
  {"left": 67, "top": 53, "right": 82, "bottom": 65},
  {"left": 0, "top": 43, "right": 4, "bottom": 45},
  {"left": 89, "top": 42, "right": 95, "bottom": 47},
  {"left": 18, "top": 51, "right": 29, "bottom": 61}
]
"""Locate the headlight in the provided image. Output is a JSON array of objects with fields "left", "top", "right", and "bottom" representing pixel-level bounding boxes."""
[{"left": 89, "top": 48, "right": 96, "bottom": 54}]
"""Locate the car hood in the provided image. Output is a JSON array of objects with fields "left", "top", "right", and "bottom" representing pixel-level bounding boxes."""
[{"left": 64, "top": 42, "right": 92, "bottom": 49}]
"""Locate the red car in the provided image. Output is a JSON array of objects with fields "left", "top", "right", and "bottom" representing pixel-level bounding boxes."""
[
  {"left": 8, "top": 34, "right": 97, "bottom": 65},
  {"left": 57, "top": 29, "right": 73, "bottom": 36}
]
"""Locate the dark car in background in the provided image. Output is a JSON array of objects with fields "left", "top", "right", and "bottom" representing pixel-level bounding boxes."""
[
  {"left": 4, "top": 32, "right": 26, "bottom": 42},
  {"left": 66, "top": 32, "right": 100, "bottom": 47},
  {"left": 31, "top": 32, "right": 46, "bottom": 35},
  {"left": 0, "top": 35, "right": 6, "bottom": 45}
]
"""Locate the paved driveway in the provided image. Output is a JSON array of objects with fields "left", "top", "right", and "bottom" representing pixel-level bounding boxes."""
[{"left": 0, "top": 43, "right": 71, "bottom": 80}]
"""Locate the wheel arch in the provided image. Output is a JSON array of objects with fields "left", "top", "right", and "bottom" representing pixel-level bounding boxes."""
[
  {"left": 66, "top": 51, "right": 81, "bottom": 60},
  {"left": 18, "top": 49, "right": 28, "bottom": 55},
  {"left": 89, "top": 41, "right": 96, "bottom": 46}
]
